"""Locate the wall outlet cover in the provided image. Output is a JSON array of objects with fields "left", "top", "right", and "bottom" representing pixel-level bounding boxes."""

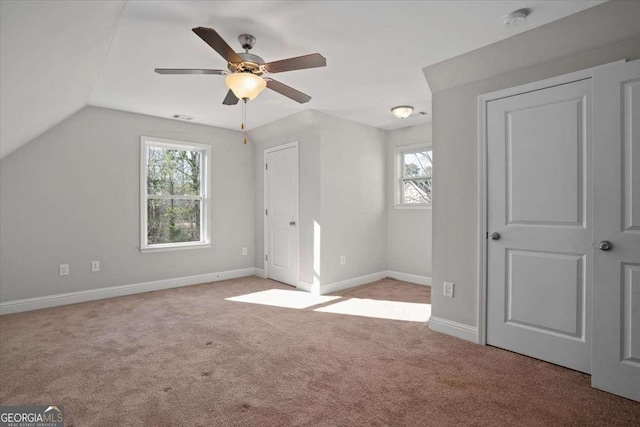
[{"left": 444, "top": 282, "right": 454, "bottom": 298}]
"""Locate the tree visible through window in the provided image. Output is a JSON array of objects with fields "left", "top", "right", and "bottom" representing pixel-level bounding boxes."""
[
  {"left": 141, "top": 137, "right": 210, "bottom": 251},
  {"left": 401, "top": 148, "right": 432, "bottom": 204}
]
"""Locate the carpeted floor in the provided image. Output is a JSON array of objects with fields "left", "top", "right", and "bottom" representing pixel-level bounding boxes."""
[{"left": 1, "top": 276, "right": 638, "bottom": 426}]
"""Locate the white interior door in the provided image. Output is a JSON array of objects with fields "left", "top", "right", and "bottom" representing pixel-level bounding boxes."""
[
  {"left": 265, "top": 144, "right": 299, "bottom": 286},
  {"left": 591, "top": 60, "right": 640, "bottom": 401},
  {"left": 487, "top": 79, "right": 592, "bottom": 373}
]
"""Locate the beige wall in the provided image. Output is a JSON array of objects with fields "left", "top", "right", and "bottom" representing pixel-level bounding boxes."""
[{"left": 424, "top": 1, "right": 640, "bottom": 327}]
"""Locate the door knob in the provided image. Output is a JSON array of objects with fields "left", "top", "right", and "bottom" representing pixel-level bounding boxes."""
[
  {"left": 490, "top": 232, "right": 501, "bottom": 240},
  {"left": 289, "top": 221, "right": 296, "bottom": 226},
  {"left": 597, "top": 240, "right": 612, "bottom": 251}
]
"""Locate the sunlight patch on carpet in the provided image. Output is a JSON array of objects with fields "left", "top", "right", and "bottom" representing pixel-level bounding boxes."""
[
  {"left": 314, "top": 298, "right": 431, "bottom": 322},
  {"left": 226, "top": 289, "right": 340, "bottom": 309}
]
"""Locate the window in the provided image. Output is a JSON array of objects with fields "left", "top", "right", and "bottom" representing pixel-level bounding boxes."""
[
  {"left": 395, "top": 144, "right": 432, "bottom": 207},
  {"left": 140, "top": 136, "right": 211, "bottom": 252}
]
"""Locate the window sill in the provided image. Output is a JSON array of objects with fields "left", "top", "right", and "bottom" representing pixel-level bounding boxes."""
[
  {"left": 140, "top": 242, "right": 211, "bottom": 254},
  {"left": 393, "top": 204, "right": 432, "bottom": 210}
]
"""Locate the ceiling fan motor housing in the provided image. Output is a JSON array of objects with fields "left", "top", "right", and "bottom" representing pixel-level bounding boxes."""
[{"left": 228, "top": 52, "right": 265, "bottom": 75}]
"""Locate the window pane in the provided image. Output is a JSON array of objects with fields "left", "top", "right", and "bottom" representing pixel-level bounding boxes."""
[
  {"left": 403, "top": 150, "right": 432, "bottom": 178},
  {"left": 403, "top": 178, "right": 432, "bottom": 204},
  {"left": 147, "top": 199, "right": 201, "bottom": 244},
  {"left": 147, "top": 146, "right": 201, "bottom": 196}
]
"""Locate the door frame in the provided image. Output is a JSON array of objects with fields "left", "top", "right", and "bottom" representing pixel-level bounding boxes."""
[
  {"left": 475, "top": 62, "right": 624, "bottom": 345},
  {"left": 263, "top": 141, "right": 300, "bottom": 285}
]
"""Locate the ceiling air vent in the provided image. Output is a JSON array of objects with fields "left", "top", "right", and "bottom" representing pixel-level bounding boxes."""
[{"left": 171, "top": 114, "right": 194, "bottom": 121}]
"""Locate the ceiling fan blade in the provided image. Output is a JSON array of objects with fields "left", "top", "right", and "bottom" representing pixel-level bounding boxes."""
[
  {"left": 192, "top": 27, "right": 242, "bottom": 64},
  {"left": 155, "top": 69, "right": 227, "bottom": 75},
  {"left": 266, "top": 79, "right": 311, "bottom": 104},
  {"left": 222, "top": 90, "right": 239, "bottom": 105},
  {"left": 263, "top": 53, "right": 326, "bottom": 74}
]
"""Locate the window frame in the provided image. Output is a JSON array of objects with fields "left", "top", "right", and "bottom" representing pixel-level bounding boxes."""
[
  {"left": 394, "top": 142, "right": 432, "bottom": 209},
  {"left": 140, "top": 136, "right": 212, "bottom": 253}
]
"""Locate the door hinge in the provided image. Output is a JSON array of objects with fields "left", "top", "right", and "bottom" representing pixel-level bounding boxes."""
[
  {"left": 265, "top": 164, "right": 268, "bottom": 170},
  {"left": 486, "top": 231, "right": 488, "bottom": 239},
  {"left": 265, "top": 254, "right": 268, "bottom": 261},
  {"left": 265, "top": 209, "right": 268, "bottom": 216}
]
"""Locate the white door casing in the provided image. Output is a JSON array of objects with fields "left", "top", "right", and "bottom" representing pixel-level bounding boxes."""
[
  {"left": 591, "top": 60, "right": 640, "bottom": 401},
  {"left": 486, "top": 78, "right": 593, "bottom": 373},
  {"left": 264, "top": 143, "right": 299, "bottom": 287}
]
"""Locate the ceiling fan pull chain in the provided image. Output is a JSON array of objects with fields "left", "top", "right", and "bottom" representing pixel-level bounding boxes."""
[{"left": 242, "top": 99, "right": 247, "bottom": 144}]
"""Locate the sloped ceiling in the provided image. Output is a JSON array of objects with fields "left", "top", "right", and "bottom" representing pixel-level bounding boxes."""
[
  {"left": 0, "top": 0, "right": 125, "bottom": 158},
  {"left": 1, "top": 0, "right": 604, "bottom": 159}
]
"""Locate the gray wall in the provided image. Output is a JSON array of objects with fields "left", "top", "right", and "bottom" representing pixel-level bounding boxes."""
[
  {"left": 386, "top": 123, "right": 432, "bottom": 278},
  {"left": 249, "top": 111, "right": 322, "bottom": 286},
  {"left": 249, "top": 111, "right": 388, "bottom": 288},
  {"left": 316, "top": 112, "right": 387, "bottom": 286},
  {"left": 1, "top": 105, "right": 429, "bottom": 303},
  {"left": 0, "top": 106, "right": 254, "bottom": 302},
  {"left": 424, "top": 1, "right": 640, "bottom": 327}
]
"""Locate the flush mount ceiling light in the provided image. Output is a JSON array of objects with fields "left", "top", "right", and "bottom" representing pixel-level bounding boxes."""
[
  {"left": 504, "top": 9, "right": 529, "bottom": 28},
  {"left": 225, "top": 73, "right": 267, "bottom": 101},
  {"left": 391, "top": 105, "right": 414, "bottom": 119}
]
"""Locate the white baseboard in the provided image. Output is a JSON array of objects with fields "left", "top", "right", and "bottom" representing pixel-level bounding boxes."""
[
  {"left": 320, "top": 271, "right": 387, "bottom": 295},
  {"left": 296, "top": 280, "right": 313, "bottom": 293},
  {"left": 428, "top": 315, "right": 479, "bottom": 343},
  {"left": 254, "top": 268, "right": 266, "bottom": 279},
  {"left": 386, "top": 271, "right": 431, "bottom": 286},
  {"left": 309, "top": 270, "right": 431, "bottom": 295},
  {"left": 0, "top": 267, "right": 257, "bottom": 315},
  {"left": 1, "top": 267, "right": 431, "bottom": 315}
]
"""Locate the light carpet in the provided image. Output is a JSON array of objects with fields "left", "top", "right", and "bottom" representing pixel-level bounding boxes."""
[{"left": 1, "top": 277, "right": 638, "bottom": 426}]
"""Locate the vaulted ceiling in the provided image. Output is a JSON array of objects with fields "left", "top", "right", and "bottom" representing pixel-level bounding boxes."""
[{"left": 0, "top": 0, "right": 604, "bottom": 158}]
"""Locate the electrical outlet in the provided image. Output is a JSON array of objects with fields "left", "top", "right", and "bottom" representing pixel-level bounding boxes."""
[
  {"left": 59, "top": 264, "right": 69, "bottom": 276},
  {"left": 242, "top": 247, "right": 248, "bottom": 256},
  {"left": 340, "top": 255, "right": 346, "bottom": 265},
  {"left": 444, "top": 282, "right": 454, "bottom": 298},
  {"left": 91, "top": 261, "right": 100, "bottom": 272}
]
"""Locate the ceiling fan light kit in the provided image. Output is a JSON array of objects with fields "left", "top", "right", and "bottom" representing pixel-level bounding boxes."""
[
  {"left": 225, "top": 73, "right": 266, "bottom": 101},
  {"left": 391, "top": 105, "right": 413, "bottom": 119}
]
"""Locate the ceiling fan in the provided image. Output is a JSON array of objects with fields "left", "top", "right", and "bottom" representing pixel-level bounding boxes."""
[{"left": 155, "top": 27, "right": 326, "bottom": 105}]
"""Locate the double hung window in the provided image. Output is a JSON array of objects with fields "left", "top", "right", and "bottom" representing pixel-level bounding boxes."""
[{"left": 140, "top": 137, "right": 211, "bottom": 252}]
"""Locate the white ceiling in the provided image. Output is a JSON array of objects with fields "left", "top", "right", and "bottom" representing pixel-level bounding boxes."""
[
  {"left": 1, "top": 1, "right": 604, "bottom": 158},
  {"left": 0, "top": 1, "right": 125, "bottom": 158}
]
